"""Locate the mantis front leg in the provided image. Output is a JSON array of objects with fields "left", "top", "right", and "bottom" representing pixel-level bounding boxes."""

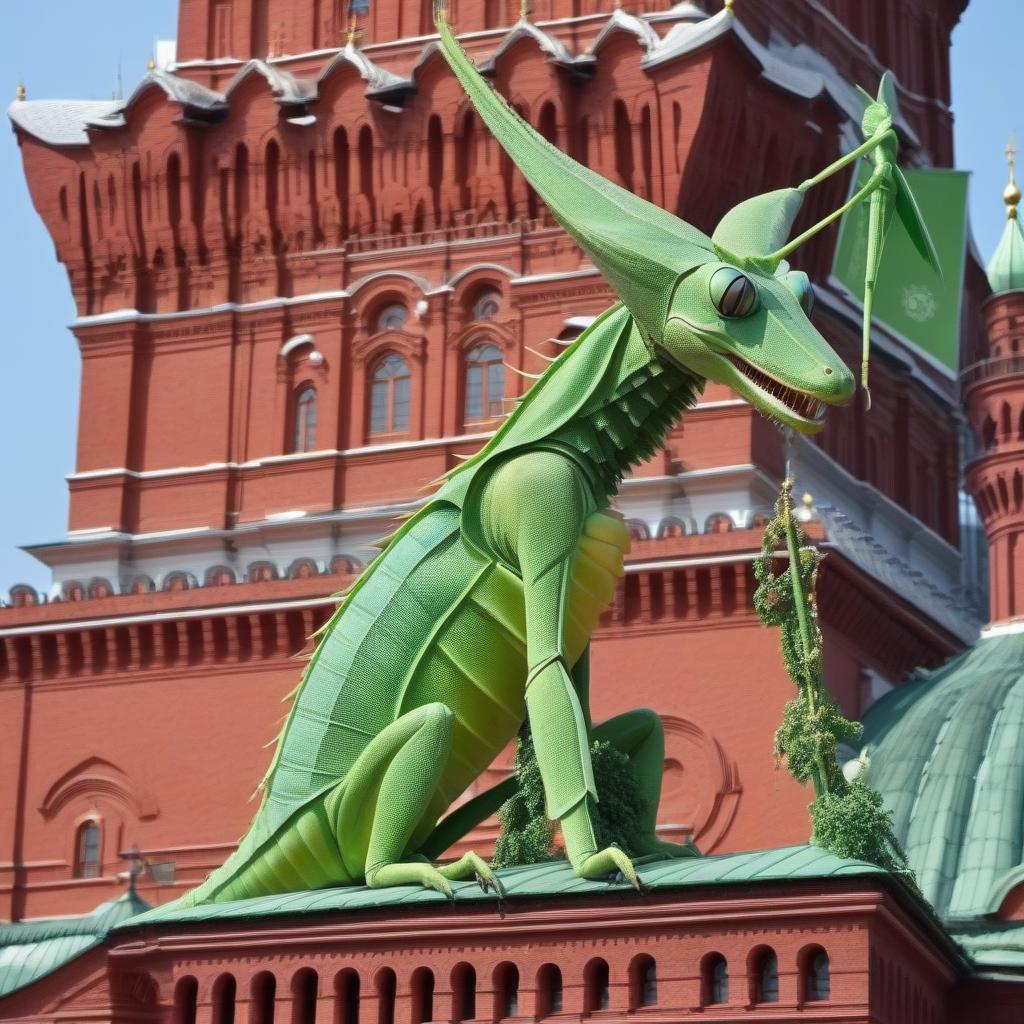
[{"left": 483, "top": 451, "right": 640, "bottom": 887}]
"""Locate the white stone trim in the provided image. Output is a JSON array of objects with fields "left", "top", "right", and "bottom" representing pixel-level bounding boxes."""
[
  {"left": 0, "top": 596, "right": 340, "bottom": 639},
  {"left": 72, "top": 290, "right": 351, "bottom": 329},
  {"left": 279, "top": 333, "right": 315, "bottom": 357},
  {"left": 66, "top": 434, "right": 496, "bottom": 483}
]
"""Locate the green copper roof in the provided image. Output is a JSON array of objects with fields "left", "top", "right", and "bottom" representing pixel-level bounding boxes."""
[
  {"left": 123, "top": 844, "right": 883, "bottom": 929},
  {"left": 986, "top": 213, "right": 1024, "bottom": 294},
  {"left": 0, "top": 889, "right": 150, "bottom": 1000},
  {"left": 862, "top": 632, "right": 1024, "bottom": 924},
  {"left": 953, "top": 921, "right": 1024, "bottom": 969}
]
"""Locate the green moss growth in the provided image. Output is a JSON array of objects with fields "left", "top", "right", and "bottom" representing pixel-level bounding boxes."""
[
  {"left": 493, "top": 731, "right": 557, "bottom": 868},
  {"left": 810, "top": 780, "right": 907, "bottom": 874},
  {"left": 774, "top": 694, "right": 859, "bottom": 788},
  {"left": 493, "top": 731, "right": 647, "bottom": 868}
]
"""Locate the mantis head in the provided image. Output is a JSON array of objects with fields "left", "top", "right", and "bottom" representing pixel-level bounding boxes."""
[
  {"left": 435, "top": 8, "right": 937, "bottom": 429},
  {"left": 662, "top": 261, "right": 854, "bottom": 433}
]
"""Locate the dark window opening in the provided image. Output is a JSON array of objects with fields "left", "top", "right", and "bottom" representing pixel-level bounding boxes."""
[
  {"left": 464, "top": 344, "right": 504, "bottom": 422},
  {"left": 292, "top": 386, "right": 317, "bottom": 453},
  {"left": 805, "top": 950, "right": 830, "bottom": 1002},
  {"left": 370, "top": 354, "right": 411, "bottom": 435},
  {"left": 74, "top": 820, "right": 101, "bottom": 878}
]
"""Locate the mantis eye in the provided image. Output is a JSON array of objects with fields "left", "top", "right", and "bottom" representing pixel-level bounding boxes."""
[
  {"left": 784, "top": 270, "right": 815, "bottom": 318},
  {"left": 710, "top": 267, "right": 758, "bottom": 318}
]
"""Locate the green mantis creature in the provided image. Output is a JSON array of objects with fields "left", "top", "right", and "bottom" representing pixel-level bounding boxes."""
[{"left": 179, "top": 9, "right": 938, "bottom": 905}]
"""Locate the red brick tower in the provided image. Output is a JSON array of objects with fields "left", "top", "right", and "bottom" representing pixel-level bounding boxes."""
[
  {"left": 963, "top": 141, "right": 1024, "bottom": 627},
  {"left": 2, "top": 0, "right": 976, "bottom": 919}
]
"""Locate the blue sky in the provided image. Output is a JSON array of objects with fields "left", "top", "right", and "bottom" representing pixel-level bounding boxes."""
[{"left": 0, "top": 2, "right": 1018, "bottom": 596}]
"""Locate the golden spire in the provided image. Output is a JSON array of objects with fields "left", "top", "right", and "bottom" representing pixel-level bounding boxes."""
[
  {"left": 723, "top": 0, "right": 734, "bottom": 11},
  {"left": 344, "top": 0, "right": 359, "bottom": 46},
  {"left": 15, "top": 80, "right": 26, "bottom": 102},
  {"left": 147, "top": 54, "right": 156, "bottom": 72},
  {"left": 1004, "top": 132, "right": 1020, "bottom": 220},
  {"left": 519, "top": 0, "right": 531, "bottom": 20}
]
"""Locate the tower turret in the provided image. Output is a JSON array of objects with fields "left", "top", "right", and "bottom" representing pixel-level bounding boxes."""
[{"left": 963, "top": 137, "right": 1024, "bottom": 626}]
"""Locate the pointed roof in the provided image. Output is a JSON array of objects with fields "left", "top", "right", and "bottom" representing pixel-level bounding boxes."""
[
  {"left": 318, "top": 43, "right": 406, "bottom": 94},
  {"left": 225, "top": 60, "right": 316, "bottom": 104},
  {"left": 589, "top": 7, "right": 660, "bottom": 57},
  {"left": 480, "top": 18, "right": 576, "bottom": 73},
  {"left": 988, "top": 215, "right": 1024, "bottom": 294},
  {"left": 987, "top": 137, "right": 1024, "bottom": 294}
]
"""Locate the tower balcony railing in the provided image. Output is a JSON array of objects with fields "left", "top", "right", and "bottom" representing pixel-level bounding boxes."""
[{"left": 961, "top": 354, "right": 1024, "bottom": 388}]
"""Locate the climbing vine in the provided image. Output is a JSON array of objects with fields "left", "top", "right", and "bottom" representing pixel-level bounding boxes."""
[{"left": 753, "top": 479, "right": 912, "bottom": 877}]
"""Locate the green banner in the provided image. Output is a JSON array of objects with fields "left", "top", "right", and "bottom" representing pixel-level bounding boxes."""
[{"left": 830, "top": 166, "right": 969, "bottom": 374}]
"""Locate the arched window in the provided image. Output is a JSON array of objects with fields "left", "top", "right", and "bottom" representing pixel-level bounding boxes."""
[
  {"left": 752, "top": 949, "right": 778, "bottom": 1004},
  {"left": 370, "top": 354, "right": 411, "bottom": 435},
  {"left": 804, "top": 949, "right": 830, "bottom": 1002},
  {"left": 292, "top": 968, "right": 318, "bottom": 1024},
  {"left": 375, "top": 302, "right": 408, "bottom": 333},
  {"left": 93, "top": 182, "right": 104, "bottom": 241},
  {"left": 212, "top": 974, "right": 237, "bottom": 1024},
  {"left": 266, "top": 140, "right": 281, "bottom": 246},
  {"left": 250, "top": 972, "right": 276, "bottom": 1024},
  {"left": 451, "top": 964, "right": 476, "bottom": 1023},
  {"left": 464, "top": 344, "right": 504, "bottom": 423},
  {"left": 455, "top": 110, "right": 478, "bottom": 210},
  {"left": 375, "top": 969, "right": 396, "bottom": 1024},
  {"left": 628, "top": 955, "right": 656, "bottom": 1009},
  {"left": 292, "top": 386, "right": 317, "bottom": 453},
  {"left": 334, "top": 127, "right": 350, "bottom": 237},
  {"left": 428, "top": 115, "right": 444, "bottom": 224},
  {"left": 640, "top": 105, "right": 653, "bottom": 200},
  {"left": 536, "top": 964, "right": 563, "bottom": 1017},
  {"left": 168, "top": 153, "right": 182, "bottom": 232},
  {"left": 703, "top": 954, "right": 728, "bottom": 1006},
  {"left": 410, "top": 968, "right": 434, "bottom": 1024},
  {"left": 336, "top": 970, "right": 360, "bottom": 1024},
  {"left": 174, "top": 977, "right": 199, "bottom": 1024},
  {"left": 234, "top": 144, "right": 249, "bottom": 233},
  {"left": 583, "top": 959, "right": 609, "bottom": 1013},
  {"left": 358, "top": 125, "right": 375, "bottom": 214},
  {"left": 493, "top": 963, "right": 519, "bottom": 1019},
  {"left": 74, "top": 820, "right": 101, "bottom": 878},
  {"left": 613, "top": 100, "right": 634, "bottom": 192}
]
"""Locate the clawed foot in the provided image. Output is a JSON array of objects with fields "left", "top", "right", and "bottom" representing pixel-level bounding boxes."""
[
  {"left": 439, "top": 850, "right": 506, "bottom": 899},
  {"left": 366, "top": 850, "right": 504, "bottom": 902},
  {"left": 367, "top": 861, "right": 455, "bottom": 899},
  {"left": 577, "top": 845, "right": 643, "bottom": 890}
]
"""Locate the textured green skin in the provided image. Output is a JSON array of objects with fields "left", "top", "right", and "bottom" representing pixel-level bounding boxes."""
[{"left": 179, "top": 12, "right": 927, "bottom": 906}]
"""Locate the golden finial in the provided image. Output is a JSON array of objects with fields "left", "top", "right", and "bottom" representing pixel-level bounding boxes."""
[
  {"left": 519, "top": 0, "right": 531, "bottom": 20},
  {"left": 802, "top": 492, "right": 814, "bottom": 510},
  {"left": 1004, "top": 132, "right": 1020, "bottom": 220},
  {"left": 344, "top": 0, "right": 359, "bottom": 46},
  {"left": 723, "top": 0, "right": 734, "bottom": 11},
  {"left": 146, "top": 54, "right": 156, "bottom": 72},
  {"left": 15, "top": 80, "right": 26, "bottom": 102}
]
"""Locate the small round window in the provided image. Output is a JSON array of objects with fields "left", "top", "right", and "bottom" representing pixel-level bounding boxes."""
[
  {"left": 375, "top": 302, "right": 408, "bottom": 333},
  {"left": 471, "top": 289, "right": 501, "bottom": 321}
]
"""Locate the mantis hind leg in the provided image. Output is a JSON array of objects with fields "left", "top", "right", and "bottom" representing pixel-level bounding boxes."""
[
  {"left": 325, "top": 702, "right": 501, "bottom": 897},
  {"left": 592, "top": 708, "right": 700, "bottom": 860}
]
